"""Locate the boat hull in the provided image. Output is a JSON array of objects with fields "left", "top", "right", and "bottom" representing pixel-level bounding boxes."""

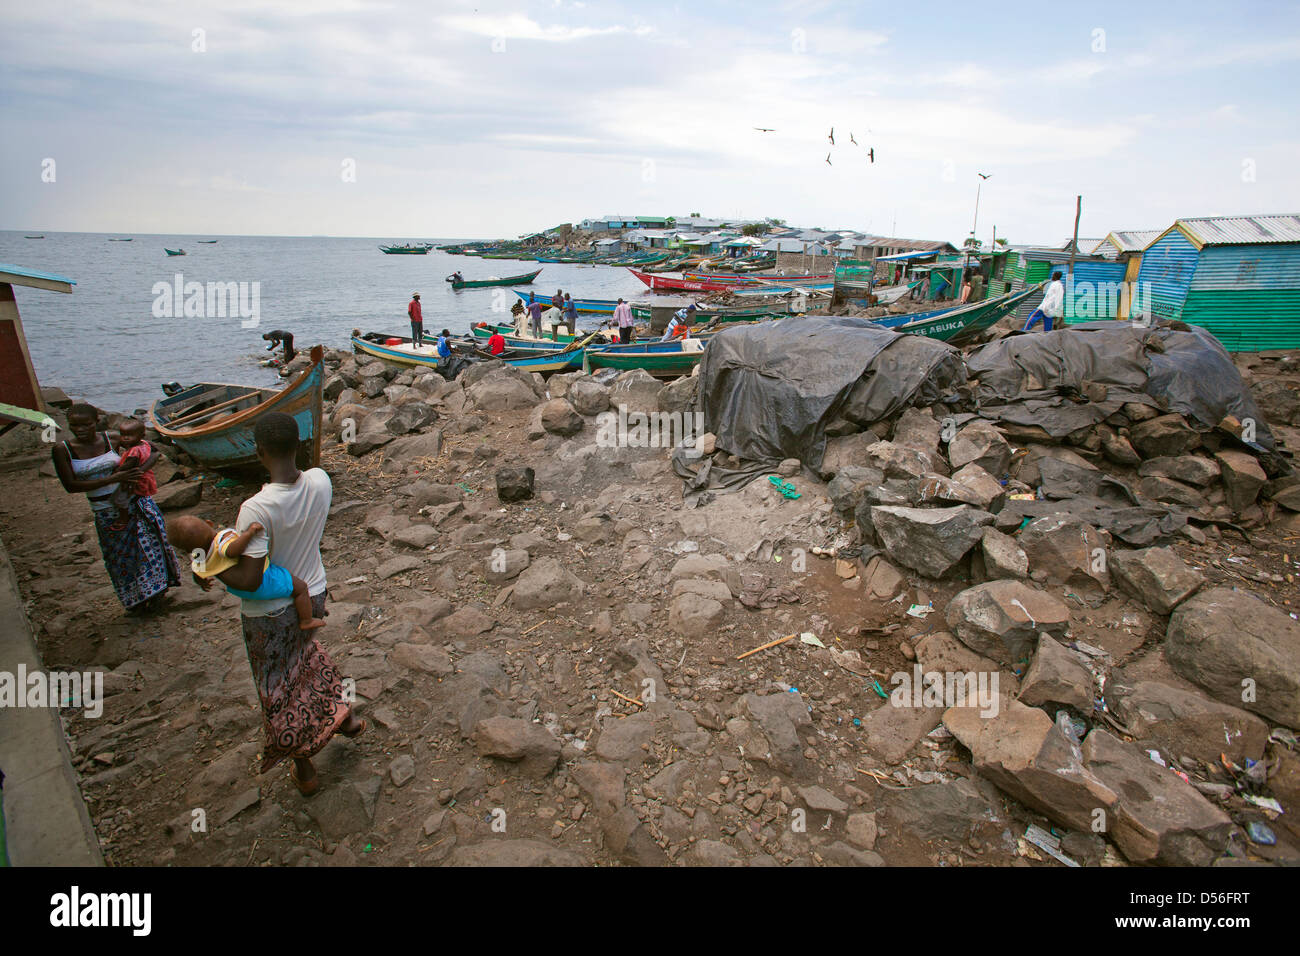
[
  {"left": 451, "top": 268, "right": 543, "bottom": 289},
  {"left": 149, "top": 346, "right": 323, "bottom": 470},
  {"left": 583, "top": 340, "right": 705, "bottom": 377}
]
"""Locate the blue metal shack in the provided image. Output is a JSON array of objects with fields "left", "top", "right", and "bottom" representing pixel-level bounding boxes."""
[{"left": 1134, "top": 214, "right": 1300, "bottom": 350}]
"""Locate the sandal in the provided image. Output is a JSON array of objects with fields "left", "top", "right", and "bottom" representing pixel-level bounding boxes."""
[
  {"left": 338, "top": 716, "right": 367, "bottom": 739},
  {"left": 290, "top": 763, "right": 320, "bottom": 797}
]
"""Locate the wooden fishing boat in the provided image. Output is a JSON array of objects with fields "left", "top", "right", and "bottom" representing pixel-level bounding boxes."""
[
  {"left": 379, "top": 243, "right": 433, "bottom": 254},
  {"left": 198, "top": 240, "right": 219, "bottom": 244},
  {"left": 583, "top": 339, "right": 706, "bottom": 378},
  {"left": 108, "top": 237, "right": 133, "bottom": 241},
  {"left": 629, "top": 302, "right": 789, "bottom": 323},
  {"left": 682, "top": 270, "right": 834, "bottom": 285},
  {"left": 448, "top": 268, "right": 543, "bottom": 289},
  {"left": 836, "top": 280, "right": 920, "bottom": 305},
  {"left": 880, "top": 286, "right": 1038, "bottom": 343},
  {"left": 511, "top": 290, "right": 622, "bottom": 315},
  {"left": 164, "top": 248, "right": 186, "bottom": 256},
  {"left": 628, "top": 269, "right": 750, "bottom": 293},
  {"left": 149, "top": 345, "right": 324, "bottom": 470},
  {"left": 23, "top": 236, "right": 44, "bottom": 240},
  {"left": 354, "top": 331, "right": 598, "bottom": 375}
]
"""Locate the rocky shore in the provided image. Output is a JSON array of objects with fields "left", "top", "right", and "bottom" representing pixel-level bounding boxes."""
[{"left": 2, "top": 331, "right": 1298, "bottom": 868}]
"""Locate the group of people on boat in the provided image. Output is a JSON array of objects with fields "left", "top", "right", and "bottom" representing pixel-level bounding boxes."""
[{"left": 52, "top": 407, "right": 364, "bottom": 795}]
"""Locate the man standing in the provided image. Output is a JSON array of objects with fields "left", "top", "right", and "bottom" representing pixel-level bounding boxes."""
[
  {"left": 1024, "top": 271, "right": 1065, "bottom": 332},
  {"left": 562, "top": 294, "right": 578, "bottom": 333},
  {"left": 551, "top": 289, "right": 563, "bottom": 312},
  {"left": 612, "top": 297, "right": 634, "bottom": 344},
  {"left": 527, "top": 296, "right": 544, "bottom": 338},
  {"left": 224, "top": 413, "right": 363, "bottom": 796},
  {"left": 408, "top": 292, "right": 424, "bottom": 347},
  {"left": 969, "top": 270, "right": 985, "bottom": 303}
]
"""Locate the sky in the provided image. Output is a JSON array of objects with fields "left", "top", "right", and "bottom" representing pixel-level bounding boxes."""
[{"left": 2, "top": 0, "right": 1299, "bottom": 245}]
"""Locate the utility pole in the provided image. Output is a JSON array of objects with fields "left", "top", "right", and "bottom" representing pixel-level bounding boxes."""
[{"left": 1067, "top": 195, "right": 1082, "bottom": 279}]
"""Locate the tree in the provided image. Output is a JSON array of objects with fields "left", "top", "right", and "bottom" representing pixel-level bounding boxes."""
[
  {"left": 665, "top": 216, "right": 677, "bottom": 228},
  {"left": 742, "top": 222, "right": 770, "bottom": 237}
]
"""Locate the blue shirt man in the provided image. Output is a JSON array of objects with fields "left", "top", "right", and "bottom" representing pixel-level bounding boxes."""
[{"left": 436, "top": 329, "right": 453, "bottom": 359}]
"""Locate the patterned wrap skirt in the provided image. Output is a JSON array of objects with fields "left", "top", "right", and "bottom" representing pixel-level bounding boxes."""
[
  {"left": 91, "top": 495, "right": 181, "bottom": 609},
  {"left": 240, "top": 593, "right": 349, "bottom": 772}
]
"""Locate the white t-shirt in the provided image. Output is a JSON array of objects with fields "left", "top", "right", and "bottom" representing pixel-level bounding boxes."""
[
  {"left": 234, "top": 468, "right": 332, "bottom": 616},
  {"left": 1040, "top": 279, "right": 1065, "bottom": 318}
]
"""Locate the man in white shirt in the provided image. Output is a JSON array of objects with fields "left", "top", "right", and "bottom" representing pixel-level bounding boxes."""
[
  {"left": 1024, "top": 271, "right": 1065, "bottom": 332},
  {"left": 223, "top": 412, "right": 364, "bottom": 796},
  {"left": 612, "top": 298, "right": 634, "bottom": 344}
]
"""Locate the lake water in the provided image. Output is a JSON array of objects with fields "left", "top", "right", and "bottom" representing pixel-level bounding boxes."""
[{"left": 1, "top": 232, "right": 651, "bottom": 413}]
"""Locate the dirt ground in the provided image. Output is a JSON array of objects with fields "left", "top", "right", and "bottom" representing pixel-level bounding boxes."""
[{"left": 2, "top": 340, "right": 1298, "bottom": 867}]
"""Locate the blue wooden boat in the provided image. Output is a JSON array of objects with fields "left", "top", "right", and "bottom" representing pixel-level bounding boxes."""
[
  {"left": 149, "top": 345, "right": 323, "bottom": 470},
  {"left": 512, "top": 290, "right": 622, "bottom": 315}
]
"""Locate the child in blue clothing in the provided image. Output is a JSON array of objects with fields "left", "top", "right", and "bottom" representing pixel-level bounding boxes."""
[{"left": 166, "top": 514, "right": 325, "bottom": 630}]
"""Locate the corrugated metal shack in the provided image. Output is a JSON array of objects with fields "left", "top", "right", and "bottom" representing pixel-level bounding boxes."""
[
  {"left": 1134, "top": 214, "right": 1300, "bottom": 350},
  {"left": 1004, "top": 247, "right": 1128, "bottom": 322}
]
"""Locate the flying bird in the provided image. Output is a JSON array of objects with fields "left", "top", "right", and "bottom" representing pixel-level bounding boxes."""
[
  {"left": 850, "top": 132, "right": 858, "bottom": 145},
  {"left": 828, "top": 127, "right": 835, "bottom": 145},
  {"left": 825, "top": 152, "right": 832, "bottom": 166},
  {"left": 753, "top": 127, "right": 774, "bottom": 132},
  {"left": 867, "top": 148, "right": 874, "bottom": 163},
  {"left": 978, "top": 172, "right": 991, "bottom": 179}
]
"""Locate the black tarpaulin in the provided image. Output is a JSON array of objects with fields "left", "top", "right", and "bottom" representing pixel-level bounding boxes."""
[
  {"left": 965, "top": 322, "right": 1276, "bottom": 456},
  {"left": 696, "top": 316, "right": 966, "bottom": 469}
]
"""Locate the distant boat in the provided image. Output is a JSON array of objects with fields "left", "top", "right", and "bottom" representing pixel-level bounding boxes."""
[
  {"left": 24, "top": 235, "right": 44, "bottom": 239},
  {"left": 165, "top": 248, "right": 186, "bottom": 256},
  {"left": 108, "top": 237, "right": 133, "bottom": 241},
  {"left": 447, "top": 268, "right": 542, "bottom": 289},
  {"left": 197, "top": 239, "right": 218, "bottom": 244},
  {"left": 149, "top": 346, "right": 324, "bottom": 470},
  {"left": 379, "top": 243, "right": 433, "bottom": 255}
]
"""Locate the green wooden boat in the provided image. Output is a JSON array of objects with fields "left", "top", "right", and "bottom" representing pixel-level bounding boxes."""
[
  {"left": 583, "top": 340, "right": 705, "bottom": 378},
  {"left": 881, "top": 286, "right": 1039, "bottom": 343},
  {"left": 448, "top": 268, "right": 543, "bottom": 289}
]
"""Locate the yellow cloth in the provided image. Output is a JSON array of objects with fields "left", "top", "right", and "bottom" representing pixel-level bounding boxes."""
[{"left": 192, "top": 528, "right": 269, "bottom": 578}]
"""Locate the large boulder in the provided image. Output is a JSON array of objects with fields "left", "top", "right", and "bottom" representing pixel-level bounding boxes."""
[
  {"left": 1081, "top": 729, "right": 1233, "bottom": 866},
  {"left": 1016, "top": 634, "right": 1094, "bottom": 714},
  {"left": 385, "top": 401, "right": 438, "bottom": 435},
  {"left": 466, "top": 368, "right": 540, "bottom": 411},
  {"left": 945, "top": 580, "right": 1069, "bottom": 670},
  {"left": 1018, "top": 514, "right": 1110, "bottom": 594},
  {"left": 1108, "top": 680, "right": 1269, "bottom": 765},
  {"left": 495, "top": 467, "right": 535, "bottom": 502},
  {"left": 608, "top": 369, "right": 663, "bottom": 412},
  {"left": 943, "top": 698, "right": 1117, "bottom": 832},
  {"left": 980, "top": 527, "right": 1028, "bottom": 579},
  {"left": 510, "top": 557, "right": 585, "bottom": 610},
  {"left": 1165, "top": 587, "right": 1300, "bottom": 728},
  {"left": 668, "top": 592, "right": 725, "bottom": 637},
  {"left": 569, "top": 378, "right": 612, "bottom": 416},
  {"left": 1129, "top": 414, "right": 1199, "bottom": 459},
  {"left": 657, "top": 374, "right": 698, "bottom": 414},
  {"left": 473, "top": 717, "right": 561, "bottom": 777},
  {"left": 819, "top": 432, "right": 881, "bottom": 480},
  {"left": 1213, "top": 449, "right": 1266, "bottom": 513},
  {"left": 866, "top": 439, "right": 948, "bottom": 480},
  {"left": 947, "top": 421, "right": 1012, "bottom": 477},
  {"left": 539, "top": 398, "right": 583, "bottom": 436},
  {"left": 891, "top": 407, "right": 942, "bottom": 454},
  {"left": 1138, "top": 455, "right": 1220, "bottom": 488},
  {"left": 1110, "top": 547, "right": 1204, "bottom": 615},
  {"left": 869, "top": 504, "right": 993, "bottom": 578}
]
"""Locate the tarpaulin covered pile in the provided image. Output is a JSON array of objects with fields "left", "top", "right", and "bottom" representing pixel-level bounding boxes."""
[
  {"left": 673, "top": 317, "right": 966, "bottom": 503},
  {"left": 965, "top": 321, "right": 1276, "bottom": 457}
]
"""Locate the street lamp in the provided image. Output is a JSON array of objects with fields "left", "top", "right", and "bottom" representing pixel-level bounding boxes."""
[{"left": 973, "top": 172, "right": 991, "bottom": 236}]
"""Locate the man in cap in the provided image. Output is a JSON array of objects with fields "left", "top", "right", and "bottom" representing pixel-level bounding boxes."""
[{"left": 408, "top": 292, "right": 424, "bottom": 348}]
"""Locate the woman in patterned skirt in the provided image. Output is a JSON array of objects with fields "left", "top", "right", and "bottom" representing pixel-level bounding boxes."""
[{"left": 51, "top": 404, "right": 180, "bottom": 612}]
